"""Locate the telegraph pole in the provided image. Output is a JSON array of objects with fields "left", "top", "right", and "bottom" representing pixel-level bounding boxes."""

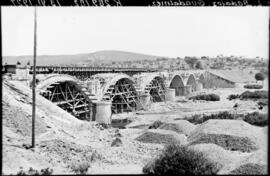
[{"left": 32, "top": 7, "right": 37, "bottom": 149}]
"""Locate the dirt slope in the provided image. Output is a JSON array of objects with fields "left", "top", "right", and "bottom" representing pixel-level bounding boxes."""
[{"left": 2, "top": 79, "right": 162, "bottom": 174}]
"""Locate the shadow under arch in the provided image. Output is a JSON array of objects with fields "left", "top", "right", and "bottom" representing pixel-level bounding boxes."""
[
  {"left": 186, "top": 73, "right": 197, "bottom": 92},
  {"left": 169, "top": 74, "right": 185, "bottom": 96}
]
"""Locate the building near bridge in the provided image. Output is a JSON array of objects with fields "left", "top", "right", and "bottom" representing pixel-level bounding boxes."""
[{"left": 204, "top": 70, "right": 257, "bottom": 88}]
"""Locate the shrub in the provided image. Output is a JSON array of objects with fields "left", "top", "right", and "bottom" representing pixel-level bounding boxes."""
[
  {"left": 230, "top": 163, "right": 267, "bottom": 175},
  {"left": 242, "top": 112, "right": 268, "bottom": 127},
  {"left": 184, "top": 111, "right": 267, "bottom": 127},
  {"left": 17, "top": 167, "right": 53, "bottom": 175},
  {"left": 244, "top": 84, "right": 263, "bottom": 89},
  {"left": 143, "top": 144, "right": 221, "bottom": 175},
  {"left": 240, "top": 90, "right": 268, "bottom": 100},
  {"left": 149, "top": 120, "right": 164, "bottom": 129},
  {"left": 227, "top": 94, "right": 240, "bottom": 100},
  {"left": 90, "top": 150, "right": 103, "bottom": 162},
  {"left": 184, "top": 111, "right": 236, "bottom": 124},
  {"left": 70, "top": 161, "right": 91, "bottom": 175},
  {"left": 189, "top": 94, "right": 220, "bottom": 101}
]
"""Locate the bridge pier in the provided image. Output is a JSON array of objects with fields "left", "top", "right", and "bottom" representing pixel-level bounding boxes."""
[
  {"left": 138, "top": 94, "right": 151, "bottom": 110},
  {"left": 165, "top": 88, "right": 175, "bottom": 101},
  {"left": 93, "top": 101, "right": 112, "bottom": 124}
]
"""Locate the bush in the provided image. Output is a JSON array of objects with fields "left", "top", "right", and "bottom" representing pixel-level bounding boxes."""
[
  {"left": 244, "top": 84, "right": 263, "bottom": 89},
  {"left": 255, "top": 72, "right": 265, "bottom": 81},
  {"left": 184, "top": 111, "right": 267, "bottom": 127},
  {"left": 149, "top": 120, "right": 164, "bottom": 129},
  {"left": 240, "top": 90, "right": 268, "bottom": 100},
  {"left": 230, "top": 163, "right": 267, "bottom": 175},
  {"left": 17, "top": 167, "right": 53, "bottom": 175},
  {"left": 242, "top": 112, "right": 268, "bottom": 127},
  {"left": 184, "top": 111, "right": 236, "bottom": 124},
  {"left": 70, "top": 161, "right": 91, "bottom": 175},
  {"left": 227, "top": 94, "right": 240, "bottom": 100},
  {"left": 143, "top": 144, "right": 221, "bottom": 175},
  {"left": 189, "top": 94, "right": 220, "bottom": 101}
]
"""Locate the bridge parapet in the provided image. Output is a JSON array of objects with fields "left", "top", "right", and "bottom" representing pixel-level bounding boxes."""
[{"left": 29, "top": 66, "right": 156, "bottom": 73}]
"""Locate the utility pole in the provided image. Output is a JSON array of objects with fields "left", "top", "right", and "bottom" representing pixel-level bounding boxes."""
[{"left": 32, "top": 7, "right": 37, "bottom": 149}]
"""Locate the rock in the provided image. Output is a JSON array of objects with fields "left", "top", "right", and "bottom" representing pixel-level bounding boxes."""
[{"left": 111, "top": 138, "right": 122, "bottom": 147}]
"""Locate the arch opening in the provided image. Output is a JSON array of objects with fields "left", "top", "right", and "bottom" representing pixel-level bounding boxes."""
[
  {"left": 103, "top": 78, "right": 139, "bottom": 114},
  {"left": 196, "top": 74, "right": 206, "bottom": 91},
  {"left": 40, "top": 81, "right": 93, "bottom": 121},
  {"left": 146, "top": 76, "right": 166, "bottom": 102},
  {"left": 169, "top": 75, "right": 185, "bottom": 96},
  {"left": 186, "top": 74, "right": 197, "bottom": 92},
  {"left": 198, "top": 74, "right": 206, "bottom": 88}
]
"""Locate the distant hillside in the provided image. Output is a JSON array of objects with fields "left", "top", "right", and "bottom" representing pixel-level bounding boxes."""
[{"left": 2, "top": 50, "right": 161, "bottom": 66}]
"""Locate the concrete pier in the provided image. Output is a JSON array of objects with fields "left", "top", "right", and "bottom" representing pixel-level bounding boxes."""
[
  {"left": 138, "top": 94, "right": 151, "bottom": 110},
  {"left": 93, "top": 101, "right": 112, "bottom": 124},
  {"left": 165, "top": 88, "right": 175, "bottom": 101}
]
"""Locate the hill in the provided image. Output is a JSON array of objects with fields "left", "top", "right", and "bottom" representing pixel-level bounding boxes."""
[{"left": 2, "top": 50, "right": 161, "bottom": 66}]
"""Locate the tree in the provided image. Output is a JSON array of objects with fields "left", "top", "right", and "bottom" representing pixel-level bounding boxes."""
[
  {"left": 255, "top": 72, "right": 265, "bottom": 86},
  {"left": 184, "top": 57, "right": 199, "bottom": 69},
  {"left": 195, "top": 61, "right": 203, "bottom": 69},
  {"left": 255, "top": 72, "right": 265, "bottom": 81}
]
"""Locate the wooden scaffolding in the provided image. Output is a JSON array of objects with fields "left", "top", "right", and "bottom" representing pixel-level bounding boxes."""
[
  {"left": 103, "top": 78, "right": 141, "bottom": 114},
  {"left": 145, "top": 77, "right": 166, "bottom": 102},
  {"left": 40, "top": 81, "right": 93, "bottom": 121}
]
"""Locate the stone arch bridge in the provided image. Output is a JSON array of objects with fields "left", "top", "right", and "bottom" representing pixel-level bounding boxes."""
[
  {"left": 4, "top": 64, "right": 208, "bottom": 123},
  {"left": 34, "top": 71, "right": 206, "bottom": 122}
]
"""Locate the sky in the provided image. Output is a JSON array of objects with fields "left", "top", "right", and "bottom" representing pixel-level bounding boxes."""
[{"left": 2, "top": 7, "right": 269, "bottom": 59}]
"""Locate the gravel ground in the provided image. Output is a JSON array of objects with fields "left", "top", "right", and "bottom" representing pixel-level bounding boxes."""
[{"left": 2, "top": 79, "right": 268, "bottom": 174}]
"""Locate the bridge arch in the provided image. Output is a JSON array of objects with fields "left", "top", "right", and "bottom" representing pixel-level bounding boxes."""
[
  {"left": 169, "top": 74, "right": 185, "bottom": 96},
  {"left": 89, "top": 73, "right": 139, "bottom": 114},
  {"left": 186, "top": 74, "right": 197, "bottom": 92},
  {"left": 197, "top": 73, "right": 206, "bottom": 90},
  {"left": 36, "top": 74, "right": 94, "bottom": 121},
  {"left": 134, "top": 73, "right": 166, "bottom": 102}
]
